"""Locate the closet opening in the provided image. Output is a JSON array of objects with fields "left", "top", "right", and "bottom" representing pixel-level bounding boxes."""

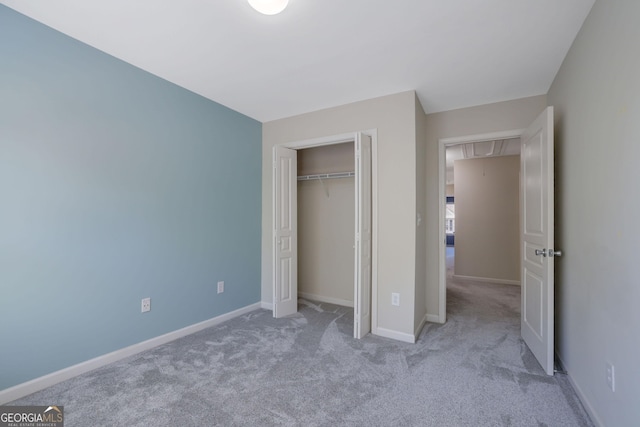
[
  {"left": 272, "top": 131, "right": 376, "bottom": 339},
  {"left": 297, "top": 142, "right": 356, "bottom": 309}
]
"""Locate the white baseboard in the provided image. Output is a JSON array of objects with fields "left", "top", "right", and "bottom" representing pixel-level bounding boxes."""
[
  {"left": 452, "top": 274, "right": 520, "bottom": 286},
  {"left": 0, "top": 302, "right": 263, "bottom": 405},
  {"left": 374, "top": 327, "right": 415, "bottom": 343},
  {"left": 298, "top": 292, "right": 354, "bottom": 308},
  {"left": 425, "top": 314, "right": 442, "bottom": 323},
  {"left": 556, "top": 354, "right": 603, "bottom": 427},
  {"left": 260, "top": 301, "right": 273, "bottom": 310}
]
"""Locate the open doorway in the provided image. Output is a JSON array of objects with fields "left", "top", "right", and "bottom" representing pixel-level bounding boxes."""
[
  {"left": 437, "top": 130, "right": 524, "bottom": 323},
  {"left": 437, "top": 107, "right": 557, "bottom": 375},
  {"left": 272, "top": 131, "right": 377, "bottom": 339},
  {"left": 444, "top": 138, "right": 522, "bottom": 288}
]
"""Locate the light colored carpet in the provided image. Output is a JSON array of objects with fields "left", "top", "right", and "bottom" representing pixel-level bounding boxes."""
[{"left": 10, "top": 257, "right": 593, "bottom": 426}]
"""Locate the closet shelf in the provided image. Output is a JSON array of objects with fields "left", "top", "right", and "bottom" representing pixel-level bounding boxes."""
[{"left": 297, "top": 171, "right": 355, "bottom": 181}]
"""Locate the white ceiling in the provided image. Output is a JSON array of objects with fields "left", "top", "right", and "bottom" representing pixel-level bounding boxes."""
[{"left": 1, "top": 0, "right": 595, "bottom": 122}]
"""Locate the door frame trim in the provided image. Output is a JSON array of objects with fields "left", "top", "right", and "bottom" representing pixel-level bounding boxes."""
[
  {"left": 437, "top": 129, "right": 524, "bottom": 324},
  {"left": 274, "top": 129, "right": 379, "bottom": 335}
]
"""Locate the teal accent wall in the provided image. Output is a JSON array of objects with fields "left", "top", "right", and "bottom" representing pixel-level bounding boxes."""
[{"left": 0, "top": 6, "right": 262, "bottom": 390}]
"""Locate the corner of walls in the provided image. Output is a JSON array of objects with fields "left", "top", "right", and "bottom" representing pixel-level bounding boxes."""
[{"left": 414, "top": 94, "right": 428, "bottom": 334}]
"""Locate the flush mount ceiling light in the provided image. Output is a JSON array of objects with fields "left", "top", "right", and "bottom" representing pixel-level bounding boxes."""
[{"left": 248, "top": 0, "right": 289, "bottom": 15}]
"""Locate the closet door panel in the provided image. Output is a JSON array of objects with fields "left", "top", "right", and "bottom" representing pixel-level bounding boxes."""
[
  {"left": 273, "top": 146, "right": 298, "bottom": 318},
  {"left": 355, "top": 133, "right": 372, "bottom": 338}
]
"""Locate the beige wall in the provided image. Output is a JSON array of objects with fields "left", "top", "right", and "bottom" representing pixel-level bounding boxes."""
[
  {"left": 262, "top": 91, "right": 419, "bottom": 339},
  {"left": 548, "top": 0, "right": 640, "bottom": 424},
  {"left": 298, "top": 178, "right": 354, "bottom": 305},
  {"left": 297, "top": 143, "right": 355, "bottom": 305},
  {"left": 453, "top": 156, "right": 520, "bottom": 283},
  {"left": 446, "top": 184, "right": 455, "bottom": 197},
  {"left": 424, "top": 95, "right": 547, "bottom": 318},
  {"left": 298, "top": 142, "right": 354, "bottom": 176}
]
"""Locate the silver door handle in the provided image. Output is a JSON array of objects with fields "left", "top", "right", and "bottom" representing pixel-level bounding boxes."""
[
  {"left": 535, "top": 249, "right": 547, "bottom": 257},
  {"left": 535, "top": 248, "right": 562, "bottom": 257}
]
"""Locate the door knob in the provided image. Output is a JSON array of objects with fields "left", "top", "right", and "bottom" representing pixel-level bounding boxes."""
[
  {"left": 549, "top": 249, "right": 562, "bottom": 257},
  {"left": 535, "top": 249, "right": 547, "bottom": 257}
]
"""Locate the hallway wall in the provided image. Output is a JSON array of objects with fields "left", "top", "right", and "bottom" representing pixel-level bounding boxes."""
[{"left": 454, "top": 155, "right": 520, "bottom": 284}]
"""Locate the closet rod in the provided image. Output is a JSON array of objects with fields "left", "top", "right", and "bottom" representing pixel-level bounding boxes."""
[{"left": 297, "top": 171, "right": 355, "bottom": 181}]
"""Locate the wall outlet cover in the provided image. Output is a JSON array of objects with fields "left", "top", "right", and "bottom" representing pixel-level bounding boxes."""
[{"left": 391, "top": 293, "right": 400, "bottom": 306}]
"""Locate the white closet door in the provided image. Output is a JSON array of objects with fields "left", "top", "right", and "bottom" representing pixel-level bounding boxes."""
[
  {"left": 354, "top": 133, "right": 372, "bottom": 338},
  {"left": 273, "top": 146, "right": 298, "bottom": 318}
]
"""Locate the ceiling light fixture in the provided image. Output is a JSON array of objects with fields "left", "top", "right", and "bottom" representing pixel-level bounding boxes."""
[{"left": 248, "top": 0, "right": 289, "bottom": 15}]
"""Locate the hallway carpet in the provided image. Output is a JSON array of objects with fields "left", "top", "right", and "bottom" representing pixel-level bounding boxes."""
[{"left": 10, "top": 282, "right": 592, "bottom": 426}]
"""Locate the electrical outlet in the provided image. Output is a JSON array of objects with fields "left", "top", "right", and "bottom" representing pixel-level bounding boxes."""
[
  {"left": 217, "top": 281, "right": 224, "bottom": 294},
  {"left": 606, "top": 362, "right": 615, "bottom": 392},
  {"left": 141, "top": 297, "right": 151, "bottom": 313},
  {"left": 391, "top": 293, "right": 400, "bottom": 306}
]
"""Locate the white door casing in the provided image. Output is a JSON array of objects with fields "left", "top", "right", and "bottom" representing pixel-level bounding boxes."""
[
  {"left": 273, "top": 146, "right": 298, "bottom": 318},
  {"left": 354, "top": 133, "right": 372, "bottom": 339},
  {"left": 521, "top": 106, "right": 555, "bottom": 375}
]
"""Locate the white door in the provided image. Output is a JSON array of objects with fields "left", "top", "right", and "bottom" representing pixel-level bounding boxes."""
[
  {"left": 354, "top": 133, "right": 372, "bottom": 338},
  {"left": 273, "top": 146, "right": 298, "bottom": 318},
  {"left": 521, "top": 106, "right": 557, "bottom": 375}
]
